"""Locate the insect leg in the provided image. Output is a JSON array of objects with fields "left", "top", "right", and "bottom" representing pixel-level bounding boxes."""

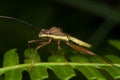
[
  {"left": 28, "top": 39, "right": 52, "bottom": 70},
  {"left": 57, "top": 40, "right": 61, "bottom": 50},
  {"left": 32, "top": 39, "right": 52, "bottom": 64},
  {"left": 28, "top": 39, "right": 44, "bottom": 44},
  {"left": 28, "top": 39, "right": 45, "bottom": 50},
  {"left": 26, "top": 39, "right": 45, "bottom": 60}
]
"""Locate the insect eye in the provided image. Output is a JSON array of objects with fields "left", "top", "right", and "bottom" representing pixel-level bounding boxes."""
[{"left": 41, "top": 29, "right": 45, "bottom": 31}]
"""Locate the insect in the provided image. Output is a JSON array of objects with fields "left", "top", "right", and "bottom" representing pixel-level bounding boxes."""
[
  {"left": 0, "top": 16, "right": 98, "bottom": 60},
  {"left": 0, "top": 16, "right": 112, "bottom": 67},
  {"left": 28, "top": 27, "right": 96, "bottom": 63},
  {"left": 29, "top": 26, "right": 94, "bottom": 54}
]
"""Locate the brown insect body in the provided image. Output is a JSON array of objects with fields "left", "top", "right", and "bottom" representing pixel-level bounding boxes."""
[
  {"left": 39, "top": 27, "right": 67, "bottom": 36},
  {"left": 37, "top": 27, "right": 95, "bottom": 55}
]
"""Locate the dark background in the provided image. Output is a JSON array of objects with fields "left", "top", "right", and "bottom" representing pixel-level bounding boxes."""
[
  {"left": 0, "top": 0, "right": 119, "bottom": 52},
  {"left": 0, "top": 0, "right": 120, "bottom": 79}
]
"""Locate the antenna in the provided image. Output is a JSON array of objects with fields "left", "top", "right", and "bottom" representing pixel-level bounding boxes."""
[{"left": 0, "top": 16, "right": 34, "bottom": 28}]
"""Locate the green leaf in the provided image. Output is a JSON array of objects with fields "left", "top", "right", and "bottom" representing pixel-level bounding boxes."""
[
  {"left": 24, "top": 49, "right": 48, "bottom": 80},
  {"left": 105, "top": 54, "right": 120, "bottom": 64},
  {"left": 48, "top": 53, "right": 76, "bottom": 80},
  {"left": 109, "top": 39, "right": 120, "bottom": 50},
  {"left": 28, "top": 66, "right": 48, "bottom": 80},
  {"left": 3, "top": 49, "right": 23, "bottom": 80},
  {"left": 105, "top": 54, "right": 120, "bottom": 79},
  {"left": 3, "top": 49, "right": 19, "bottom": 66},
  {"left": 48, "top": 54, "right": 66, "bottom": 62},
  {"left": 87, "top": 54, "right": 120, "bottom": 79},
  {"left": 49, "top": 65, "right": 76, "bottom": 80},
  {"left": 70, "top": 54, "right": 106, "bottom": 80},
  {"left": 0, "top": 48, "right": 120, "bottom": 80},
  {"left": 24, "top": 48, "right": 41, "bottom": 63},
  {"left": 75, "top": 66, "right": 106, "bottom": 80}
]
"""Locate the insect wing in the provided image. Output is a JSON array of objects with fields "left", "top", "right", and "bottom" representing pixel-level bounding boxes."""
[
  {"left": 66, "top": 42, "right": 95, "bottom": 55},
  {"left": 68, "top": 35, "right": 91, "bottom": 48}
]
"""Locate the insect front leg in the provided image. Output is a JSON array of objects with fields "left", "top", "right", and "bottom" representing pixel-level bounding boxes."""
[
  {"left": 32, "top": 39, "right": 52, "bottom": 64},
  {"left": 26, "top": 39, "right": 44, "bottom": 60},
  {"left": 28, "top": 39, "right": 43, "bottom": 44},
  {"left": 28, "top": 39, "right": 45, "bottom": 49},
  {"left": 28, "top": 39, "right": 52, "bottom": 70}
]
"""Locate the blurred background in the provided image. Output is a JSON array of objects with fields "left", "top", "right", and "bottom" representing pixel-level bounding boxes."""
[
  {"left": 0, "top": 0, "right": 120, "bottom": 79},
  {"left": 0, "top": 0, "right": 119, "bottom": 51},
  {"left": 0, "top": 0, "right": 120, "bottom": 62},
  {"left": 0, "top": 0, "right": 120, "bottom": 59}
]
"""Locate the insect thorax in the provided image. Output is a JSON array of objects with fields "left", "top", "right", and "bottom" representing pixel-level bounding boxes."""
[{"left": 38, "top": 27, "right": 69, "bottom": 41}]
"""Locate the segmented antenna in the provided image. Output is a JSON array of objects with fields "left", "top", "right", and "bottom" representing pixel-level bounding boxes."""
[{"left": 0, "top": 16, "right": 34, "bottom": 28}]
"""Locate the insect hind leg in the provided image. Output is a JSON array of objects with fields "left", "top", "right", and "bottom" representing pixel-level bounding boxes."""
[{"left": 57, "top": 40, "right": 61, "bottom": 50}]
